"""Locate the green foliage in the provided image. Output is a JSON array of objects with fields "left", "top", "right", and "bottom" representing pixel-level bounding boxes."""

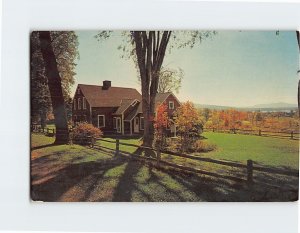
[
  {"left": 158, "top": 66, "right": 184, "bottom": 94},
  {"left": 30, "top": 32, "right": 52, "bottom": 124},
  {"left": 51, "top": 31, "right": 79, "bottom": 98},
  {"left": 30, "top": 31, "right": 79, "bottom": 122},
  {"left": 174, "top": 101, "right": 204, "bottom": 152}
]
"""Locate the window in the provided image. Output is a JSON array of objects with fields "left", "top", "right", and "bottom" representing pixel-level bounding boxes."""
[
  {"left": 78, "top": 98, "right": 81, "bottom": 110},
  {"left": 169, "top": 101, "right": 174, "bottom": 110},
  {"left": 83, "top": 97, "right": 86, "bottom": 109},
  {"left": 113, "top": 117, "right": 117, "bottom": 129},
  {"left": 116, "top": 117, "right": 121, "bottom": 133},
  {"left": 140, "top": 117, "right": 144, "bottom": 130},
  {"left": 74, "top": 100, "right": 76, "bottom": 110},
  {"left": 77, "top": 88, "right": 80, "bottom": 94},
  {"left": 98, "top": 115, "right": 105, "bottom": 128}
]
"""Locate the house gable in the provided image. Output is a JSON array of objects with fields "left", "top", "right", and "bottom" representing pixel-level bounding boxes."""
[
  {"left": 155, "top": 92, "right": 181, "bottom": 117},
  {"left": 73, "top": 86, "right": 91, "bottom": 123}
]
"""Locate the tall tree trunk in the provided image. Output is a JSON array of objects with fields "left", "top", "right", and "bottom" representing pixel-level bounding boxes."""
[
  {"left": 133, "top": 31, "right": 171, "bottom": 147},
  {"left": 296, "top": 31, "right": 300, "bottom": 117},
  {"left": 39, "top": 31, "right": 69, "bottom": 144}
]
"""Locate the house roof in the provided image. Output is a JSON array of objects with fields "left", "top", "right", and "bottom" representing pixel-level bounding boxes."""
[
  {"left": 113, "top": 99, "right": 139, "bottom": 115},
  {"left": 124, "top": 103, "right": 143, "bottom": 121},
  {"left": 155, "top": 92, "right": 172, "bottom": 105},
  {"left": 77, "top": 83, "right": 180, "bottom": 121},
  {"left": 78, "top": 84, "right": 142, "bottom": 108}
]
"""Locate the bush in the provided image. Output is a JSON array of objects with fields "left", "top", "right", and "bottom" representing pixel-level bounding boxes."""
[
  {"left": 72, "top": 123, "right": 103, "bottom": 144},
  {"left": 189, "top": 140, "right": 217, "bottom": 153}
]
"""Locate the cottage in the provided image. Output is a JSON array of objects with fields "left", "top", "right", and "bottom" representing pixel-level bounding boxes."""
[{"left": 72, "top": 80, "right": 181, "bottom": 135}]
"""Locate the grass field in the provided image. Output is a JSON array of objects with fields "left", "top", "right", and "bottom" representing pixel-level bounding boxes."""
[
  {"left": 202, "top": 132, "right": 299, "bottom": 169},
  {"left": 97, "top": 132, "right": 299, "bottom": 169},
  {"left": 30, "top": 132, "right": 299, "bottom": 202}
]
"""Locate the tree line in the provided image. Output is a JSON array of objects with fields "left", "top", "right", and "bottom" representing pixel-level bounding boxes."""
[{"left": 202, "top": 108, "right": 299, "bottom": 132}]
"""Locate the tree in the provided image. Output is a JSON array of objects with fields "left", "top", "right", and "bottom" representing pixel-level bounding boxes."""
[
  {"left": 174, "top": 101, "right": 203, "bottom": 152},
  {"left": 296, "top": 31, "right": 300, "bottom": 117},
  {"left": 38, "top": 31, "right": 69, "bottom": 144},
  {"left": 202, "top": 108, "right": 210, "bottom": 122},
  {"left": 277, "top": 30, "right": 300, "bottom": 117},
  {"left": 154, "top": 103, "right": 169, "bottom": 149},
  {"left": 30, "top": 32, "right": 52, "bottom": 128},
  {"left": 31, "top": 31, "right": 79, "bottom": 144},
  {"left": 158, "top": 67, "right": 184, "bottom": 94},
  {"left": 31, "top": 31, "right": 79, "bottom": 124},
  {"left": 96, "top": 31, "right": 215, "bottom": 147}
]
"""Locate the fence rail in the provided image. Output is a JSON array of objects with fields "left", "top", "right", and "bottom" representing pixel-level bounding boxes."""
[
  {"left": 31, "top": 125, "right": 56, "bottom": 136},
  {"left": 203, "top": 128, "right": 300, "bottom": 140},
  {"left": 90, "top": 137, "right": 298, "bottom": 185}
]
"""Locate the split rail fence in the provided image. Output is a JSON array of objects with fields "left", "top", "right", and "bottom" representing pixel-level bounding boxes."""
[
  {"left": 89, "top": 137, "right": 299, "bottom": 186},
  {"left": 31, "top": 124, "right": 56, "bottom": 136},
  {"left": 203, "top": 128, "right": 300, "bottom": 140}
]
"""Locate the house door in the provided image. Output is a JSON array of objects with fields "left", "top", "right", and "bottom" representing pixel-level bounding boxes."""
[
  {"left": 116, "top": 117, "right": 122, "bottom": 133},
  {"left": 134, "top": 117, "right": 139, "bottom": 133}
]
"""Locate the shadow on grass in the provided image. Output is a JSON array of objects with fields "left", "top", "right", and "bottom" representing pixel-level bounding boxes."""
[
  {"left": 31, "top": 144, "right": 299, "bottom": 202},
  {"left": 112, "top": 157, "right": 142, "bottom": 201},
  {"left": 31, "top": 143, "right": 56, "bottom": 150},
  {"left": 31, "top": 155, "right": 128, "bottom": 202}
]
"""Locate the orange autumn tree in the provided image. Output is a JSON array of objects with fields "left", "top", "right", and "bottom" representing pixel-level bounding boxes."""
[
  {"left": 174, "top": 101, "right": 203, "bottom": 152},
  {"left": 154, "top": 103, "right": 169, "bottom": 148}
]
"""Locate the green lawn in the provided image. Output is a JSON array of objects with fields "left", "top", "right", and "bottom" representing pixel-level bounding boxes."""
[
  {"left": 202, "top": 132, "right": 299, "bottom": 169},
  {"left": 96, "top": 132, "right": 299, "bottom": 169},
  {"left": 31, "top": 134, "right": 213, "bottom": 201},
  {"left": 30, "top": 133, "right": 299, "bottom": 202}
]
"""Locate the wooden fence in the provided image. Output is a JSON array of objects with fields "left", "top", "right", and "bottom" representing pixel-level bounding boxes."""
[
  {"left": 203, "top": 128, "right": 300, "bottom": 140},
  {"left": 31, "top": 125, "right": 56, "bottom": 136},
  {"left": 90, "top": 137, "right": 299, "bottom": 185}
]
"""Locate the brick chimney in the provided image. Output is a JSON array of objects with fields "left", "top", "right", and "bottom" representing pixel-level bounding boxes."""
[{"left": 102, "top": 80, "right": 111, "bottom": 90}]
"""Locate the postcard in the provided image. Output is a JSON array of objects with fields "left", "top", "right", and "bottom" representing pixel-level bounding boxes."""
[{"left": 30, "top": 30, "right": 299, "bottom": 202}]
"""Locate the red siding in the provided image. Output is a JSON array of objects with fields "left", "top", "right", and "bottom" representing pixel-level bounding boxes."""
[
  {"left": 91, "top": 107, "right": 118, "bottom": 133},
  {"left": 162, "top": 94, "right": 181, "bottom": 117},
  {"left": 72, "top": 88, "right": 91, "bottom": 124}
]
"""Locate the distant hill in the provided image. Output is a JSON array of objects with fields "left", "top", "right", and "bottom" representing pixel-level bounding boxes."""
[
  {"left": 250, "top": 102, "right": 297, "bottom": 109},
  {"left": 195, "top": 102, "right": 298, "bottom": 112},
  {"left": 195, "top": 104, "right": 233, "bottom": 110}
]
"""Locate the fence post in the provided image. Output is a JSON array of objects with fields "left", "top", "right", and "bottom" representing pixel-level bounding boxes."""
[
  {"left": 115, "top": 139, "right": 120, "bottom": 156},
  {"left": 247, "top": 159, "right": 253, "bottom": 184},
  {"left": 258, "top": 129, "right": 261, "bottom": 136},
  {"left": 291, "top": 131, "right": 294, "bottom": 139},
  {"left": 90, "top": 136, "right": 95, "bottom": 148},
  {"left": 156, "top": 149, "right": 161, "bottom": 166}
]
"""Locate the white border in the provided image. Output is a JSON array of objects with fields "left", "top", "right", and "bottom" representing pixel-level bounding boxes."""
[{"left": 1, "top": 0, "right": 300, "bottom": 232}]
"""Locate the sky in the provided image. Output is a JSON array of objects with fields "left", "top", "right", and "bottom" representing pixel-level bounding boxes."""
[{"left": 73, "top": 30, "right": 299, "bottom": 107}]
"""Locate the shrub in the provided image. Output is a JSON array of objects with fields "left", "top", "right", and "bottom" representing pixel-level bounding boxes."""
[
  {"left": 174, "top": 101, "right": 204, "bottom": 152},
  {"left": 189, "top": 140, "right": 217, "bottom": 153},
  {"left": 72, "top": 123, "right": 103, "bottom": 144}
]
